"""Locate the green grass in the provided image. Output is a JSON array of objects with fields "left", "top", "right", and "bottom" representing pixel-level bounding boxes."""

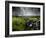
[{"left": 12, "top": 16, "right": 40, "bottom": 31}]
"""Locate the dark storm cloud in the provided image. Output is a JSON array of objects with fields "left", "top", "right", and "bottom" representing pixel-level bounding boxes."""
[
  {"left": 12, "top": 7, "right": 21, "bottom": 16},
  {"left": 12, "top": 7, "right": 40, "bottom": 16}
]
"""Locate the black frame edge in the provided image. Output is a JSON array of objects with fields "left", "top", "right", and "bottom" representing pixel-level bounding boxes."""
[{"left": 5, "top": 1, "right": 9, "bottom": 37}]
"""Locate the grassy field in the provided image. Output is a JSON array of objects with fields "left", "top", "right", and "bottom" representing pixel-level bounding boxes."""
[{"left": 12, "top": 16, "right": 40, "bottom": 31}]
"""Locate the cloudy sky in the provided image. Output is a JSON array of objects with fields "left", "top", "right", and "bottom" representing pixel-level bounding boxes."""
[{"left": 12, "top": 7, "right": 40, "bottom": 16}]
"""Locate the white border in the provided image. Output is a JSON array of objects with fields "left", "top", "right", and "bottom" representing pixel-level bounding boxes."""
[{"left": 9, "top": 3, "right": 43, "bottom": 35}]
